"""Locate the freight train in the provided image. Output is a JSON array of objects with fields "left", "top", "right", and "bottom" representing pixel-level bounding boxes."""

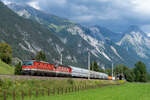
[{"left": 22, "top": 60, "right": 108, "bottom": 79}]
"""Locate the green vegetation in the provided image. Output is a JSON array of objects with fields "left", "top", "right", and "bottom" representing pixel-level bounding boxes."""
[
  {"left": 0, "top": 43, "right": 12, "bottom": 64},
  {"left": 90, "top": 61, "right": 101, "bottom": 72},
  {"left": 114, "top": 64, "right": 135, "bottom": 82},
  {"left": 25, "top": 83, "right": 150, "bottom": 100},
  {"left": 90, "top": 61, "right": 105, "bottom": 72},
  {"left": 114, "top": 61, "right": 148, "bottom": 82},
  {"left": 14, "top": 62, "right": 22, "bottom": 75},
  {"left": 0, "top": 1, "right": 70, "bottom": 65},
  {"left": 134, "top": 61, "right": 147, "bottom": 82},
  {"left": 0, "top": 77, "right": 124, "bottom": 99},
  {"left": 90, "top": 61, "right": 148, "bottom": 82},
  {"left": 35, "top": 51, "right": 47, "bottom": 61},
  {"left": 0, "top": 60, "right": 14, "bottom": 74},
  {"left": 49, "top": 24, "right": 65, "bottom": 32}
]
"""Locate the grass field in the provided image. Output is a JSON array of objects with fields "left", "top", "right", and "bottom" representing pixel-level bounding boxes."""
[
  {"left": 0, "top": 77, "right": 124, "bottom": 100},
  {"left": 0, "top": 60, "right": 14, "bottom": 74},
  {"left": 25, "top": 83, "right": 150, "bottom": 100}
]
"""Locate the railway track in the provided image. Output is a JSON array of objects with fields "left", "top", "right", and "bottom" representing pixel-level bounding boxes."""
[{"left": 0, "top": 74, "right": 92, "bottom": 80}]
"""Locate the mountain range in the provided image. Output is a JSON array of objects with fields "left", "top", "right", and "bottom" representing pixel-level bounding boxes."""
[{"left": 0, "top": 1, "right": 150, "bottom": 71}]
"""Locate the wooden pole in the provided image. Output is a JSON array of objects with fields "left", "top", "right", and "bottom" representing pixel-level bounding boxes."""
[
  {"left": 3, "top": 91, "right": 6, "bottom": 100},
  {"left": 29, "top": 89, "right": 31, "bottom": 98},
  {"left": 42, "top": 89, "right": 44, "bottom": 96},
  {"left": 21, "top": 91, "right": 24, "bottom": 100},
  {"left": 48, "top": 88, "right": 50, "bottom": 96},
  {"left": 57, "top": 88, "right": 59, "bottom": 95},
  {"left": 53, "top": 88, "right": 55, "bottom": 95},
  {"left": 36, "top": 89, "right": 39, "bottom": 97},
  {"left": 13, "top": 90, "right": 15, "bottom": 100},
  {"left": 61, "top": 88, "right": 63, "bottom": 95}
]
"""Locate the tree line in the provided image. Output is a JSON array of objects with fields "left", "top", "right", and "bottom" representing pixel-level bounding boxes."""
[{"left": 91, "top": 61, "right": 149, "bottom": 82}]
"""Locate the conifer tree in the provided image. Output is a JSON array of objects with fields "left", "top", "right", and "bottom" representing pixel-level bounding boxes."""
[
  {"left": 15, "top": 62, "right": 22, "bottom": 75},
  {"left": 35, "top": 51, "right": 47, "bottom": 61}
]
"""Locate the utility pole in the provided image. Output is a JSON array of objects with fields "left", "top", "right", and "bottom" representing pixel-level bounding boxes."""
[
  {"left": 88, "top": 51, "right": 90, "bottom": 80},
  {"left": 112, "top": 63, "right": 113, "bottom": 79},
  {"left": 60, "top": 54, "right": 63, "bottom": 65}
]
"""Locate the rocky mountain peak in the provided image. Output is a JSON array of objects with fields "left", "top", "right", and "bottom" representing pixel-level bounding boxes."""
[{"left": 125, "top": 25, "right": 147, "bottom": 37}]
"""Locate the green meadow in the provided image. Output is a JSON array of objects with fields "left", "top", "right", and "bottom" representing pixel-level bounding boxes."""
[
  {"left": 0, "top": 60, "right": 14, "bottom": 74},
  {"left": 0, "top": 78, "right": 123, "bottom": 100},
  {"left": 25, "top": 83, "right": 150, "bottom": 100}
]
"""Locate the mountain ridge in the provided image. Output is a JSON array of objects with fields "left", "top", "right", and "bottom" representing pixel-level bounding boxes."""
[
  {"left": 1, "top": 2, "right": 149, "bottom": 70},
  {"left": 6, "top": 2, "right": 139, "bottom": 68},
  {"left": 0, "top": 1, "right": 77, "bottom": 66}
]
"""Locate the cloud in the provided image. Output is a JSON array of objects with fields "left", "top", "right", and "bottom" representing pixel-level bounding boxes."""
[
  {"left": 27, "top": 1, "right": 40, "bottom": 10},
  {"left": 2, "top": 0, "right": 12, "bottom": 5},
  {"left": 141, "top": 24, "right": 150, "bottom": 33},
  {"left": 2, "top": 0, "right": 150, "bottom": 32},
  {"left": 71, "top": 15, "right": 94, "bottom": 22},
  {"left": 132, "top": 0, "right": 150, "bottom": 16}
]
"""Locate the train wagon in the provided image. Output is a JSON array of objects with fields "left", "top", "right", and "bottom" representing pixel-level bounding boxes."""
[
  {"left": 21, "top": 60, "right": 108, "bottom": 80},
  {"left": 70, "top": 66, "right": 108, "bottom": 79}
]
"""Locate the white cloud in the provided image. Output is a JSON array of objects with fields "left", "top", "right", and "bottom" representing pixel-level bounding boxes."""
[
  {"left": 132, "top": 0, "right": 150, "bottom": 16},
  {"left": 141, "top": 25, "right": 150, "bottom": 34},
  {"left": 71, "top": 5, "right": 89, "bottom": 14},
  {"left": 147, "top": 33, "right": 150, "bottom": 37},
  {"left": 51, "top": 0, "right": 67, "bottom": 5},
  {"left": 2, "top": 0, "right": 12, "bottom": 5},
  {"left": 3, "top": 0, "right": 150, "bottom": 32},
  {"left": 27, "top": 0, "right": 40, "bottom": 10},
  {"left": 71, "top": 15, "right": 94, "bottom": 22},
  {"left": 38, "top": 0, "right": 67, "bottom": 7}
]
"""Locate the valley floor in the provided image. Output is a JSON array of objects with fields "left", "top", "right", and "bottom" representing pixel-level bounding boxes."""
[{"left": 25, "top": 83, "right": 150, "bottom": 100}]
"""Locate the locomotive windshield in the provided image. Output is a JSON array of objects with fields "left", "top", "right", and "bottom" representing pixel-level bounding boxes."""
[
  {"left": 55, "top": 64, "right": 69, "bottom": 68},
  {"left": 23, "top": 61, "right": 34, "bottom": 65}
]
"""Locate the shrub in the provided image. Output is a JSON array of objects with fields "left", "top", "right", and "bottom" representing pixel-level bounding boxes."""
[
  {"left": 0, "top": 43, "right": 12, "bottom": 64},
  {"left": 14, "top": 62, "right": 22, "bottom": 75}
]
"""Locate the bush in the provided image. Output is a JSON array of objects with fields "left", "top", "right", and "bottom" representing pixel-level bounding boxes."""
[
  {"left": 14, "top": 62, "right": 22, "bottom": 75},
  {"left": 0, "top": 43, "right": 12, "bottom": 64},
  {"left": 67, "top": 79, "right": 74, "bottom": 85},
  {"left": 35, "top": 51, "right": 47, "bottom": 61}
]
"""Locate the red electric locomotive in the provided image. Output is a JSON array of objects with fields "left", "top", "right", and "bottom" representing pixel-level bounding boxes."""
[{"left": 22, "top": 60, "right": 72, "bottom": 77}]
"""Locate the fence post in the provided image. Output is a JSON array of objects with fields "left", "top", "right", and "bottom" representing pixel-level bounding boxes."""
[
  {"left": 13, "top": 90, "right": 15, "bottom": 100},
  {"left": 21, "top": 91, "right": 24, "bottom": 100},
  {"left": 72, "top": 86, "right": 73, "bottom": 92},
  {"left": 65, "top": 87, "right": 67, "bottom": 94},
  {"left": 69, "top": 87, "right": 70, "bottom": 93},
  {"left": 29, "top": 89, "right": 32, "bottom": 98},
  {"left": 61, "top": 88, "right": 63, "bottom": 95},
  {"left": 75, "top": 86, "right": 76, "bottom": 92},
  {"left": 57, "top": 88, "right": 59, "bottom": 95},
  {"left": 36, "top": 89, "right": 39, "bottom": 97},
  {"left": 53, "top": 88, "right": 55, "bottom": 95},
  {"left": 74, "top": 86, "right": 75, "bottom": 92},
  {"left": 48, "top": 88, "right": 50, "bottom": 96},
  {"left": 42, "top": 89, "right": 44, "bottom": 96},
  {"left": 3, "top": 91, "right": 6, "bottom": 100}
]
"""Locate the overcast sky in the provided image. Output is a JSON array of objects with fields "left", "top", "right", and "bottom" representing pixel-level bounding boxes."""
[{"left": 2, "top": 0, "right": 150, "bottom": 33}]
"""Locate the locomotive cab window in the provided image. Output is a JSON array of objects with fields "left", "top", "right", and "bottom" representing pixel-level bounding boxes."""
[{"left": 23, "top": 61, "right": 34, "bottom": 66}]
